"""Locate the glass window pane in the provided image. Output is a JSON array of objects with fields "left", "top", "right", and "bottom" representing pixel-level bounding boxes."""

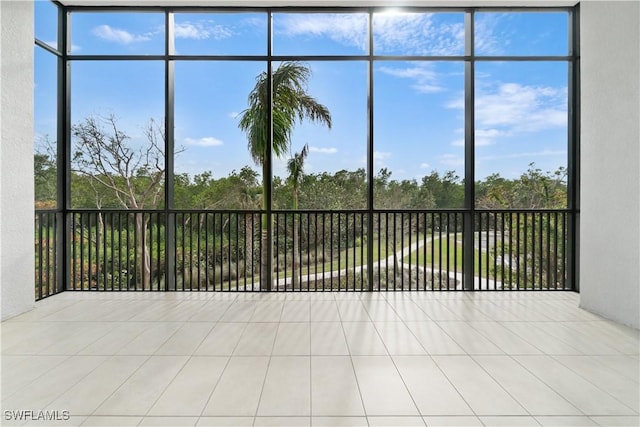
[
  {"left": 373, "top": 12, "right": 464, "bottom": 56},
  {"left": 173, "top": 61, "right": 265, "bottom": 209},
  {"left": 71, "top": 12, "right": 164, "bottom": 55},
  {"left": 474, "top": 62, "right": 568, "bottom": 208},
  {"left": 273, "top": 13, "right": 368, "bottom": 55},
  {"left": 374, "top": 61, "right": 465, "bottom": 209},
  {"left": 71, "top": 61, "right": 165, "bottom": 208},
  {"left": 35, "top": 0, "right": 58, "bottom": 50},
  {"left": 173, "top": 13, "right": 266, "bottom": 55},
  {"left": 34, "top": 47, "right": 58, "bottom": 207},
  {"left": 271, "top": 61, "right": 368, "bottom": 210},
  {"left": 475, "top": 12, "right": 569, "bottom": 56}
]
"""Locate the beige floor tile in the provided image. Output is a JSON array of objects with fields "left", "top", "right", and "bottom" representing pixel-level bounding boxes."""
[
  {"left": 412, "top": 300, "right": 461, "bottom": 321},
  {"left": 433, "top": 355, "right": 527, "bottom": 416},
  {"left": 311, "top": 356, "right": 364, "bottom": 416},
  {"left": 337, "top": 301, "right": 372, "bottom": 321},
  {"left": 80, "top": 416, "right": 142, "bottom": 426},
  {"left": 590, "top": 416, "right": 640, "bottom": 426},
  {"left": 422, "top": 416, "right": 483, "bottom": 426},
  {"left": 312, "top": 416, "right": 368, "bottom": 426},
  {"left": 513, "top": 355, "right": 637, "bottom": 416},
  {"left": 436, "top": 301, "right": 492, "bottom": 322},
  {"left": 534, "top": 323, "right": 622, "bottom": 355},
  {"left": 589, "top": 355, "right": 640, "bottom": 383},
  {"left": 385, "top": 300, "right": 431, "bottom": 322},
  {"left": 233, "top": 323, "right": 278, "bottom": 355},
  {"left": 94, "top": 356, "right": 188, "bottom": 416},
  {"left": 535, "top": 416, "right": 598, "bottom": 426},
  {"left": 2, "top": 355, "right": 107, "bottom": 411},
  {"left": 310, "top": 322, "right": 350, "bottom": 355},
  {"left": 1, "top": 355, "right": 68, "bottom": 398},
  {"left": 148, "top": 356, "right": 228, "bottom": 416},
  {"left": 562, "top": 322, "right": 639, "bottom": 355},
  {"left": 273, "top": 323, "right": 311, "bottom": 355},
  {"left": 501, "top": 323, "right": 583, "bottom": 355},
  {"left": 360, "top": 300, "right": 402, "bottom": 322},
  {"left": 202, "top": 356, "right": 269, "bottom": 416},
  {"left": 2, "top": 323, "right": 83, "bottom": 355},
  {"left": 187, "top": 302, "right": 233, "bottom": 322},
  {"left": 436, "top": 322, "right": 503, "bottom": 355},
  {"left": 154, "top": 322, "right": 214, "bottom": 355},
  {"left": 342, "top": 322, "right": 388, "bottom": 355},
  {"left": 351, "top": 356, "right": 419, "bottom": 416},
  {"left": 38, "top": 322, "right": 116, "bottom": 355},
  {"left": 254, "top": 417, "right": 310, "bottom": 426},
  {"left": 78, "top": 323, "right": 149, "bottom": 355},
  {"left": 20, "top": 415, "right": 87, "bottom": 426},
  {"left": 196, "top": 417, "right": 254, "bottom": 426},
  {"left": 194, "top": 322, "right": 247, "bottom": 356},
  {"left": 480, "top": 416, "right": 541, "bottom": 426},
  {"left": 393, "top": 356, "right": 473, "bottom": 416},
  {"left": 281, "top": 301, "right": 311, "bottom": 322},
  {"left": 258, "top": 357, "right": 311, "bottom": 416},
  {"left": 367, "top": 416, "right": 426, "bottom": 426},
  {"left": 116, "top": 322, "right": 182, "bottom": 355},
  {"left": 220, "top": 301, "right": 257, "bottom": 322},
  {"left": 468, "top": 322, "right": 543, "bottom": 355},
  {"left": 138, "top": 416, "right": 198, "bottom": 426},
  {"left": 310, "top": 301, "right": 341, "bottom": 322},
  {"left": 404, "top": 322, "right": 466, "bottom": 355},
  {"left": 473, "top": 355, "right": 581, "bottom": 415},
  {"left": 374, "top": 322, "right": 426, "bottom": 355},
  {"left": 553, "top": 355, "right": 640, "bottom": 412},
  {"left": 47, "top": 355, "right": 148, "bottom": 415},
  {"left": 250, "top": 301, "right": 284, "bottom": 322}
]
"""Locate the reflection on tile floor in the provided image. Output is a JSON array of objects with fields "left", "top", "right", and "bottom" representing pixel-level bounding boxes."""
[{"left": 1, "top": 291, "right": 638, "bottom": 427}]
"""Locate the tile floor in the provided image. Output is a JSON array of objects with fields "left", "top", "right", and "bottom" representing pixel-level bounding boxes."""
[{"left": 1, "top": 291, "right": 638, "bottom": 427}]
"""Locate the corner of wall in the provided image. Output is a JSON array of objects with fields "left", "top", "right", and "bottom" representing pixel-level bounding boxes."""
[
  {"left": 0, "top": 0, "right": 37, "bottom": 321},
  {"left": 579, "top": 0, "right": 640, "bottom": 329}
]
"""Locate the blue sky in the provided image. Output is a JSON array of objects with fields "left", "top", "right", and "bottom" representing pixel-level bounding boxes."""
[{"left": 35, "top": 2, "right": 570, "bottom": 184}]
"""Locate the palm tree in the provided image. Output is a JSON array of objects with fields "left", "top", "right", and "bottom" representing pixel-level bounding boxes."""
[
  {"left": 287, "top": 144, "right": 309, "bottom": 288},
  {"left": 239, "top": 62, "right": 332, "bottom": 289}
]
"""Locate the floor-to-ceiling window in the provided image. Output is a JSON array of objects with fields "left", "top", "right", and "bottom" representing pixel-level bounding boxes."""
[{"left": 34, "top": 3, "right": 579, "bottom": 298}]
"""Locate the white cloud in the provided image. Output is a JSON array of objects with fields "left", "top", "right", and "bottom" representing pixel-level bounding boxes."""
[
  {"left": 374, "top": 151, "right": 391, "bottom": 161},
  {"left": 420, "top": 162, "right": 431, "bottom": 169},
  {"left": 276, "top": 13, "right": 368, "bottom": 51},
  {"left": 174, "top": 21, "right": 233, "bottom": 40},
  {"left": 447, "top": 82, "right": 567, "bottom": 135},
  {"left": 228, "top": 112, "right": 240, "bottom": 119},
  {"left": 475, "top": 83, "right": 567, "bottom": 132},
  {"left": 184, "top": 136, "right": 224, "bottom": 147},
  {"left": 373, "top": 12, "right": 464, "bottom": 56},
  {"left": 92, "top": 25, "right": 151, "bottom": 44},
  {"left": 474, "top": 13, "right": 507, "bottom": 55},
  {"left": 309, "top": 146, "right": 338, "bottom": 154},
  {"left": 379, "top": 64, "right": 444, "bottom": 94}
]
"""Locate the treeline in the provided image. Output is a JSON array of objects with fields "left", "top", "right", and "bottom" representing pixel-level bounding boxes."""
[{"left": 36, "top": 158, "right": 567, "bottom": 211}]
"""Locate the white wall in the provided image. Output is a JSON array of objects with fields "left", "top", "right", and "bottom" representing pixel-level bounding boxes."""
[
  {"left": 0, "top": 0, "right": 35, "bottom": 320},
  {"left": 580, "top": 1, "right": 640, "bottom": 329}
]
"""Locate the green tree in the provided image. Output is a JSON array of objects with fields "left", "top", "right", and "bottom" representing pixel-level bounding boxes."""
[
  {"left": 238, "top": 62, "right": 332, "bottom": 289},
  {"left": 71, "top": 115, "right": 166, "bottom": 290},
  {"left": 287, "top": 144, "right": 309, "bottom": 287}
]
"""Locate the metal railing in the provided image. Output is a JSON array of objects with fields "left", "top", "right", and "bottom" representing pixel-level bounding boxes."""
[{"left": 35, "top": 209, "right": 572, "bottom": 299}]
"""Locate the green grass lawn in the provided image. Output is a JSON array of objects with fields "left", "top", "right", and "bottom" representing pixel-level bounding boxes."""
[{"left": 402, "top": 235, "right": 485, "bottom": 276}]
